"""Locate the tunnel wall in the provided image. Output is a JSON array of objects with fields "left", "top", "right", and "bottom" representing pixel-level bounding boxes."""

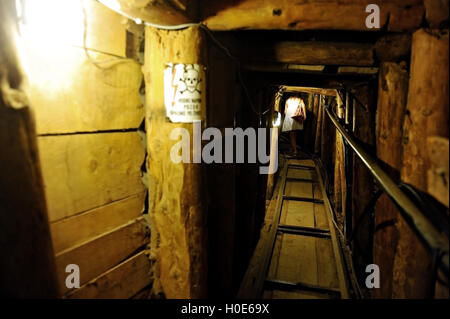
[
  {"left": 23, "top": 0, "right": 150, "bottom": 298},
  {"left": 311, "top": 29, "right": 449, "bottom": 298}
]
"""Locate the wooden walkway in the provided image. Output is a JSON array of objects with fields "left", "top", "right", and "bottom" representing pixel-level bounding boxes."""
[{"left": 238, "top": 157, "right": 349, "bottom": 299}]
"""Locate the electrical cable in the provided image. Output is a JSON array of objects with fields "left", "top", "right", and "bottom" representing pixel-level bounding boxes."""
[
  {"left": 94, "top": 1, "right": 271, "bottom": 117},
  {"left": 80, "top": 0, "right": 134, "bottom": 69},
  {"left": 199, "top": 24, "right": 271, "bottom": 117}
]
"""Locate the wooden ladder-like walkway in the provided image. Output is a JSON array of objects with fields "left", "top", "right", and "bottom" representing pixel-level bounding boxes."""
[{"left": 238, "top": 157, "right": 350, "bottom": 299}]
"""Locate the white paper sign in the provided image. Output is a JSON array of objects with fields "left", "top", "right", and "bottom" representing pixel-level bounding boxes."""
[{"left": 164, "top": 63, "right": 205, "bottom": 123}]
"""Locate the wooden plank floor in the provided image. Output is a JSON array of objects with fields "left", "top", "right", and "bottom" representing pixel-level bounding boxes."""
[
  {"left": 264, "top": 158, "right": 348, "bottom": 299},
  {"left": 238, "top": 157, "right": 349, "bottom": 299}
]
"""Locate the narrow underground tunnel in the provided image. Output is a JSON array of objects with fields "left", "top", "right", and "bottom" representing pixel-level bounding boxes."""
[{"left": 0, "top": 0, "right": 448, "bottom": 304}]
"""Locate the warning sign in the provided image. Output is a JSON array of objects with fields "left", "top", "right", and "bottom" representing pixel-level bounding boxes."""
[{"left": 164, "top": 63, "right": 205, "bottom": 123}]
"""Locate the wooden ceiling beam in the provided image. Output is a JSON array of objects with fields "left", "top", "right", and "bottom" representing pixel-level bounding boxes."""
[
  {"left": 283, "top": 86, "right": 337, "bottom": 96},
  {"left": 99, "top": 0, "right": 198, "bottom": 26},
  {"left": 201, "top": 0, "right": 424, "bottom": 32},
  {"left": 240, "top": 41, "right": 375, "bottom": 66}
]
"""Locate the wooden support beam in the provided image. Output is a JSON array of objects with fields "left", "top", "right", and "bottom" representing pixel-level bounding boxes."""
[
  {"left": 375, "top": 33, "right": 412, "bottom": 62},
  {"left": 426, "top": 136, "right": 449, "bottom": 208},
  {"left": 242, "top": 62, "right": 326, "bottom": 74},
  {"left": 320, "top": 96, "right": 337, "bottom": 186},
  {"left": 334, "top": 93, "right": 345, "bottom": 221},
  {"left": 351, "top": 84, "right": 376, "bottom": 281},
  {"left": 314, "top": 96, "right": 323, "bottom": 156},
  {"left": 283, "top": 86, "right": 336, "bottom": 96},
  {"left": 100, "top": 0, "right": 198, "bottom": 26},
  {"left": 373, "top": 61, "right": 409, "bottom": 299},
  {"left": 394, "top": 28, "right": 449, "bottom": 299},
  {"left": 240, "top": 41, "right": 374, "bottom": 66},
  {"left": 0, "top": 0, "right": 59, "bottom": 298},
  {"left": 143, "top": 25, "right": 207, "bottom": 298},
  {"left": 202, "top": 0, "right": 424, "bottom": 32},
  {"left": 424, "top": 0, "right": 449, "bottom": 28},
  {"left": 266, "top": 92, "right": 281, "bottom": 199}
]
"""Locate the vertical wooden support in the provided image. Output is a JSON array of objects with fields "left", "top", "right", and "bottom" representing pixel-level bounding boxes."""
[
  {"left": 321, "top": 96, "right": 336, "bottom": 191},
  {"left": 345, "top": 91, "right": 350, "bottom": 125},
  {"left": 393, "top": 29, "right": 449, "bottom": 298},
  {"left": 0, "top": 0, "right": 59, "bottom": 298},
  {"left": 143, "top": 26, "right": 207, "bottom": 298},
  {"left": 373, "top": 62, "right": 409, "bottom": 298},
  {"left": 266, "top": 92, "right": 281, "bottom": 199},
  {"left": 305, "top": 93, "right": 319, "bottom": 152},
  {"left": 314, "top": 95, "right": 323, "bottom": 155},
  {"left": 334, "top": 92, "right": 345, "bottom": 221},
  {"left": 351, "top": 84, "right": 376, "bottom": 279}
]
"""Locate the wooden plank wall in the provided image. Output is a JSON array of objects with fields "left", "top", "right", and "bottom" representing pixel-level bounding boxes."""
[{"left": 23, "top": 0, "right": 150, "bottom": 298}]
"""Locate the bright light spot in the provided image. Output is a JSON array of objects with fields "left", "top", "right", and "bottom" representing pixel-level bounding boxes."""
[
  {"left": 15, "top": 0, "right": 23, "bottom": 21},
  {"left": 16, "top": 0, "right": 86, "bottom": 95},
  {"left": 20, "top": 0, "right": 84, "bottom": 49},
  {"left": 135, "top": 18, "right": 142, "bottom": 25},
  {"left": 273, "top": 111, "right": 281, "bottom": 127}
]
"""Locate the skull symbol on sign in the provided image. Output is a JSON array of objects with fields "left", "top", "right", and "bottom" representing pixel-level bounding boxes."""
[{"left": 181, "top": 65, "right": 201, "bottom": 94}]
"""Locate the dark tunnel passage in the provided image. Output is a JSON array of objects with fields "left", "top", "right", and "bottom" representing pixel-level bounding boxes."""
[{"left": 1, "top": 0, "right": 448, "bottom": 302}]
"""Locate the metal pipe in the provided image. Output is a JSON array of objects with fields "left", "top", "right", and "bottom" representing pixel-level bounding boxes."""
[{"left": 324, "top": 105, "right": 449, "bottom": 273}]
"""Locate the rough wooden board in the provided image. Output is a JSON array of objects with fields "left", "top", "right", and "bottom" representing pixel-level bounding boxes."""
[
  {"left": 285, "top": 180, "right": 313, "bottom": 198},
  {"left": 426, "top": 136, "right": 449, "bottom": 207},
  {"left": 66, "top": 250, "right": 151, "bottom": 299},
  {"left": 314, "top": 163, "right": 350, "bottom": 298},
  {"left": 289, "top": 159, "right": 315, "bottom": 167},
  {"left": 113, "top": 0, "right": 196, "bottom": 26},
  {"left": 375, "top": 34, "right": 412, "bottom": 62},
  {"left": 85, "top": 0, "right": 128, "bottom": 56},
  {"left": 24, "top": 48, "right": 143, "bottom": 134},
  {"left": 287, "top": 169, "right": 314, "bottom": 180},
  {"left": 313, "top": 183, "right": 323, "bottom": 200},
  {"left": 240, "top": 41, "right": 374, "bottom": 66},
  {"left": 314, "top": 205, "right": 329, "bottom": 230},
  {"left": 316, "top": 238, "right": 340, "bottom": 289},
  {"left": 280, "top": 201, "right": 315, "bottom": 228},
  {"left": 376, "top": 62, "right": 409, "bottom": 173},
  {"left": 50, "top": 192, "right": 146, "bottom": 253},
  {"left": 395, "top": 29, "right": 449, "bottom": 298},
  {"left": 284, "top": 86, "right": 336, "bottom": 96},
  {"left": 56, "top": 218, "right": 149, "bottom": 295},
  {"left": 424, "top": 0, "right": 449, "bottom": 28},
  {"left": 402, "top": 29, "right": 449, "bottom": 193},
  {"left": 276, "top": 234, "right": 318, "bottom": 285},
  {"left": 237, "top": 163, "right": 288, "bottom": 298},
  {"left": 202, "top": 0, "right": 424, "bottom": 31},
  {"left": 38, "top": 132, "right": 146, "bottom": 222},
  {"left": 373, "top": 62, "right": 408, "bottom": 298}
]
